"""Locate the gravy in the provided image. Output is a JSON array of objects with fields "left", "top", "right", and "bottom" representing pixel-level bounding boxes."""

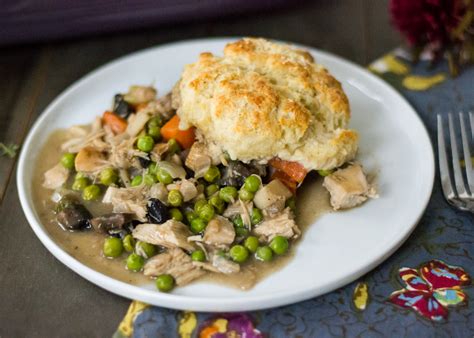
[{"left": 33, "top": 130, "right": 331, "bottom": 290}]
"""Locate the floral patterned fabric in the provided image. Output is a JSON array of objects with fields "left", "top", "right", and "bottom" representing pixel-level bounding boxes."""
[
  {"left": 390, "top": 260, "right": 470, "bottom": 321},
  {"left": 116, "top": 52, "right": 474, "bottom": 338}
]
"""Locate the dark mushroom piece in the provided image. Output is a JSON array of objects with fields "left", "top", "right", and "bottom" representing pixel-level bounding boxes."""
[
  {"left": 147, "top": 198, "right": 170, "bottom": 224},
  {"left": 113, "top": 94, "right": 134, "bottom": 119},
  {"left": 90, "top": 213, "right": 134, "bottom": 234},
  {"left": 219, "top": 161, "right": 267, "bottom": 187},
  {"left": 56, "top": 198, "right": 92, "bottom": 231},
  {"left": 137, "top": 155, "right": 152, "bottom": 168}
]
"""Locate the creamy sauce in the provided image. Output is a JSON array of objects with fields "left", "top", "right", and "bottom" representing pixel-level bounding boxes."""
[
  {"left": 200, "top": 173, "right": 332, "bottom": 289},
  {"left": 33, "top": 130, "right": 331, "bottom": 290}
]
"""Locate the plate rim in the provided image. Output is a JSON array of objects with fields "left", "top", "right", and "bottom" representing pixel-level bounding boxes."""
[{"left": 16, "top": 37, "right": 435, "bottom": 312}]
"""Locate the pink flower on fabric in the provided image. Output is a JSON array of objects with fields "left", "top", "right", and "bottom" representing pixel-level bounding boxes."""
[{"left": 389, "top": 260, "right": 471, "bottom": 321}]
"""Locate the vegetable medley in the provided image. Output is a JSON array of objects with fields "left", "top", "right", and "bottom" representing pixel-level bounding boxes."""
[{"left": 42, "top": 85, "right": 323, "bottom": 293}]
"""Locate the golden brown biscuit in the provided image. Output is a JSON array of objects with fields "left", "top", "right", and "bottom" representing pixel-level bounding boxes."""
[{"left": 175, "top": 38, "right": 358, "bottom": 170}]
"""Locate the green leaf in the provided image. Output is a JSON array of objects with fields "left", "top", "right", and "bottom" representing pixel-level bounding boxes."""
[{"left": 0, "top": 143, "right": 19, "bottom": 158}]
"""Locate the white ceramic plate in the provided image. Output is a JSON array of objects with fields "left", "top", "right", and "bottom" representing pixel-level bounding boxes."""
[{"left": 17, "top": 38, "right": 434, "bottom": 312}]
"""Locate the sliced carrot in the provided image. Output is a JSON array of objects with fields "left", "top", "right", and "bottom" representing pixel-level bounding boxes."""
[
  {"left": 102, "top": 111, "right": 127, "bottom": 134},
  {"left": 271, "top": 170, "right": 297, "bottom": 194},
  {"left": 269, "top": 157, "right": 308, "bottom": 183},
  {"left": 161, "top": 115, "right": 196, "bottom": 149}
]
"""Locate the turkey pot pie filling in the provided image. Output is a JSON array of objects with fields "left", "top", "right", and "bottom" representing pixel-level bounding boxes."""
[{"left": 38, "top": 39, "right": 376, "bottom": 292}]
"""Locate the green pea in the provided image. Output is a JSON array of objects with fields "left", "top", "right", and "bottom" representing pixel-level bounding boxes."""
[
  {"left": 269, "top": 236, "right": 289, "bottom": 255},
  {"left": 209, "top": 195, "right": 225, "bottom": 214},
  {"left": 167, "top": 138, "right": 181, "bottom": 155},
  {"left": 190, "top": 218, "right": 207, "bottom": 233},
  {"left": 239, "top": 189, "right": 254, "bottom": 201},
  {"left": 82, "top": 184, "right": 101, "bottom": 201},
  {"left": 194, "top": 199, "right": 208, "bottom": 213},
  {"left": 185, "top": 210, "right": 198, "bottom": 223},
  {"left": 232, "top": 215, "right": 244, "bottom": 228},
  {"left": 144, "top": 173, "right": 157, "bottom": 186},
  {"left": 205, "top": 184, "right": 219, "bottom": 197},
  {"left": 126, "top": 253, "right": 145, "bottom": 272},
  {"left": 123, "top": 234, "right": 136, "bottom": 253},
  {"left": 169, "top": 208, "right": 183, "bottom": 221},
  {"left": 148, "top": 116, "right": 163, "bottom": 128},
  {"left": 219, "top": 186, "right": 238, "bottom": 203},
  {"left": 229, "top": 245, "right": 249, "bottom": 263},
  {"left": 148, "top": 162, "right": 158, "bottom": 175},
  {"left": 235, "top": 227, "right": 249, "bottom": 237},
  {"left": 317, "top": 169, "right": 334, "bottom": 177},
  {"left": 198, "top": 203, "right": 215, "bottom": 222},
  {"left": 72, "top": 177, "right": 90, "bottom": 191},
  {"left": 156, "top": 274, "right": 175, "bottom": 292},
  {"left": 203, "top": 166, "right": 221, "bottom": 183},
  {"left": 60, "top": 153, "right": 76, "bottom": 170},
  {"left": 75, "top": 172, "right": 87, "bottom": 179},
  {"left": 103, "top": 237, "right": 123, "bottom": 258},
  {"left": 148, "top": 126, "right": 161, "bottom": 140},
  {"left": 243, "top": 175, "right": 260, "bottom": 193},
  {"left": 131, "top": 175, "right": 143, "bottom": 187},
  {"left": 147, "top": 117, "right": 163, "bottom": 139},
  {"left": 100, "top": 167, "right": 118, "bottom": 186},
  {"left": 255, "top": 246, "right": 273, "bottom": 262},
  {"left": 286, "top": 196, "right": 296, "bottom": 213},
  {"left": 135, "top": 241, "right": 156, "bottom": 258},
  {"left": 251, "top": 208, "right": 263, "bottom": 225},
  {"left": 156, "top": 168, "right": 173, "bottom": 184},
  {"left": 233, "top": 215, "right": 246, "bottom": 228},
  {"left": 191, "top": 250, "right": 206, "bottom": 262},
  {"left": 137, "top": 135, "right": 155, "bottom": 152},
  {"left": 168, "top": 190, "right": 183, "bottom": 207},
  {"left": 244, "top": 236, "right": 259, "bottom": 253}
]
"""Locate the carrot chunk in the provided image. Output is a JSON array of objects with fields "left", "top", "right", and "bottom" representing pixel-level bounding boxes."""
[
  {"left": 161, "top": 115, "right": 195, "bottom": 149},
  {"left": 269, "top": 158, "right": 308, "bottom": 183},
  {"left": 102, "top": 111, "right": 127, "bottom": 134},
  {"left": 271, "top": 170, "right": 298, "bottom": 194}
]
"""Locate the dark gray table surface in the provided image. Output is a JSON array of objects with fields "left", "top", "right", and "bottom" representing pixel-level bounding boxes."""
[{"left": 0, "top": 1, "right": 399, "bottom": 336}]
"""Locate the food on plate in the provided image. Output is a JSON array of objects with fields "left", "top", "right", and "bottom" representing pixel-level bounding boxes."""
[
  {"left": 38, "top": 38, "right": 377, "bottom": 293},
  {"left": 323, "top": 164, "right": 378, "bottom": 210}
]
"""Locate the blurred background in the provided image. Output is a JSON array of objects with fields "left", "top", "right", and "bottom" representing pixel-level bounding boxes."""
[
  {"left": 1, "top": 1, "right": 399, "bottom": 140},
  {"left": 1, "top": 0, "right": 399, "bottom": 82},
  {"left": 2, "top": 1, "right": 398, "bottom": 62}
]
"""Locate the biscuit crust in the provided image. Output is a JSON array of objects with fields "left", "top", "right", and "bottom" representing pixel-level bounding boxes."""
[{"left": 175, "top": 38, "right": 358, "bottom": 170}]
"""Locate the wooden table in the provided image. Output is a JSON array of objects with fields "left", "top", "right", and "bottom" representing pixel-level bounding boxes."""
[{"left": 0, "top": 1, "right": 399, "bottom": 336}]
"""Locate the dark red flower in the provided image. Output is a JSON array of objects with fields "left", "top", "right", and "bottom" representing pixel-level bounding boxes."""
[{"left": 390, "top": 0, "right": 466, "bottom": 46}]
